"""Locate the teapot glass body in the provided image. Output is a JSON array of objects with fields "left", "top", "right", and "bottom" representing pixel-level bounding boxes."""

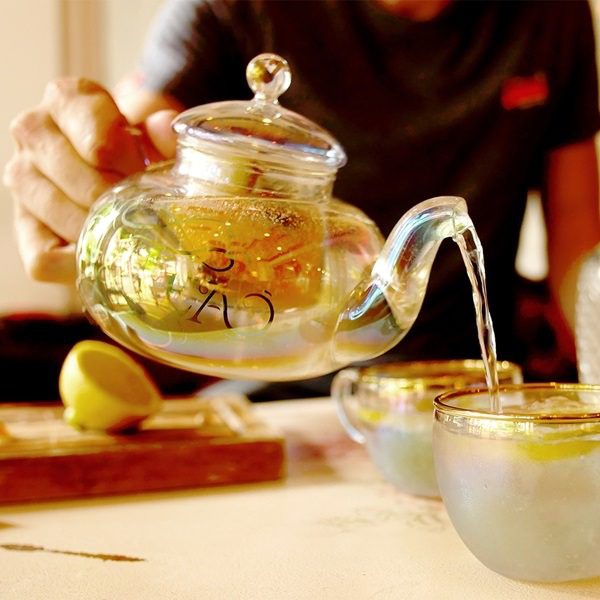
[{"left": 77, "top": 147, "right": 385, "bottom": 380}]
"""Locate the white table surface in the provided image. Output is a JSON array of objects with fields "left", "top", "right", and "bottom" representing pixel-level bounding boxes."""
[{"left": 1, "top": 398, "right": 599, "bottom": 600}]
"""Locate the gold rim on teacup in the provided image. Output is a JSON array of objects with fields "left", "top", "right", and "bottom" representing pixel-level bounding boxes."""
[
  {"left": 357, "top": 359, "right": 522, "bottom": 391},
  {"left": 434, "top": 382, "right": 600, "bottom": 423}
]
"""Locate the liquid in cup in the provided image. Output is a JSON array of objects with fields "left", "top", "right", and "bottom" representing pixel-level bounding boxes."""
[
  {"left": 332, "top": 360, "right": 522, "bottom": 497},
  {"left": 433, "top": 383, "right": 600, "bottom": 582}
]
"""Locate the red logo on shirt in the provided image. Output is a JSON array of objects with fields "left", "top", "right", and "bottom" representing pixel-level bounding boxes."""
[{"left": 501, "top": 73, "right": 549, "bottom": 110}]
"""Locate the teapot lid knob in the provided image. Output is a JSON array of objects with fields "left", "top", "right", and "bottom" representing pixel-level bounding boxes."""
[
  {"left": 246, "top": 54, "right": 291, "bottom": 103},
  {"left": 172, "top": 53, "right": 346, "bottom": 168}
]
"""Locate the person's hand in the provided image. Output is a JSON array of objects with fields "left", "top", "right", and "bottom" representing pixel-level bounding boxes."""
[{"left": 3, "top": 77, "right": 177, "bottom": 284}]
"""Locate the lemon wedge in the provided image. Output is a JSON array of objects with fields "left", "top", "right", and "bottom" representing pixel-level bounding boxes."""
[{"left": 59, "top": 340, "right": 162, "bottom": 433}]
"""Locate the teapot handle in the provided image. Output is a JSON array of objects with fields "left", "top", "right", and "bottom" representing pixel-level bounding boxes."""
[{"left": 331, "top": 368, "right": 365, "bottom": 444}]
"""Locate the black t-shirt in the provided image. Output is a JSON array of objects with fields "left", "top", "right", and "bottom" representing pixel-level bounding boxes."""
[{"left": 139, "top": 0, "right": 600, "bottom": 364}]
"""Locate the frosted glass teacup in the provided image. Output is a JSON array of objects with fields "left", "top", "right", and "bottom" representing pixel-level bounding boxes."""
[
  {"left": 433, "top": 383, "right": 600, "bottom": 582},
  {"left": 331, "top": 360, "right": 522, "bottom": 497}
]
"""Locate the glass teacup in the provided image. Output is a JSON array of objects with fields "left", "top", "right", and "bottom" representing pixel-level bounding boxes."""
[
  {"left": 331, "top": 360, "right": 522, "bottom": 497},
  {"left": 433, "top": 383, "right": 600, "bottom": 582}
]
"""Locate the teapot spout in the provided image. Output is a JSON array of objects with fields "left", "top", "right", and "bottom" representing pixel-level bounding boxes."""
[{"left": 332, "top": 196, "right": 471, "bottom": 365}]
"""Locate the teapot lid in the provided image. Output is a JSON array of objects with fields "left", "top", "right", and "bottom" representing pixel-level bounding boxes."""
[{"left": 172, "top": 53, "right": 347, "bottom": 169}]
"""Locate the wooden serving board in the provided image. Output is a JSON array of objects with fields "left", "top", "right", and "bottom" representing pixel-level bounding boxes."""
[{"left": 0, "top": 394, "right": 285, "bottom": 504}]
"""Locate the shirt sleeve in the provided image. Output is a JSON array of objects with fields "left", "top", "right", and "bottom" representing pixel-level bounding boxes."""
[
  {"left": 547, "top": 0, "right": 600, "bottom": 149},
  {"left": 138, "top": 0, "right": 250, "bottom": 108}
]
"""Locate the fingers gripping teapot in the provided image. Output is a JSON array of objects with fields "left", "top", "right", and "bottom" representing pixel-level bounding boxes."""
[{"left": 77, "top": 54, "right": 475, "bottom": 381}]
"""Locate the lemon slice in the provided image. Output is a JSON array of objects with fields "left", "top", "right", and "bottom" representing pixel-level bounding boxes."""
[
  {"left": 358, "top": 406, "right": 386, "bottom": 425},
  {"left": 59, "top": 340, "right": 162, "bottom": 433},
  {"left": 518, "top": 440, "right": 597, "bottom": 462},
  {"left": 517, "top": 428, "right": 600, "bottom": 462}
]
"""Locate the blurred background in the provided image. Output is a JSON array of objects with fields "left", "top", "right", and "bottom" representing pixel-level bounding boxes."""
[{"left": 0, "top": 0, "right": 597, "bottom": 316}]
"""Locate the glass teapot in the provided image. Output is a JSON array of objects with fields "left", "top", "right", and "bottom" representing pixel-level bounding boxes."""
[{"left": 77, "top": 54, "right": 473, "bottom": 381}]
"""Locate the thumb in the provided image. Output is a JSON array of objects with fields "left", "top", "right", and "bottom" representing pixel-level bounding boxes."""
[{"left": 143, "top": 109, "right": 178, "bottom": 159}]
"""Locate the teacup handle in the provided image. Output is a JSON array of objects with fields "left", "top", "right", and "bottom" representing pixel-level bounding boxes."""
[{"left": 331, "top": 368, "right": 365, "bottom": 444}]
